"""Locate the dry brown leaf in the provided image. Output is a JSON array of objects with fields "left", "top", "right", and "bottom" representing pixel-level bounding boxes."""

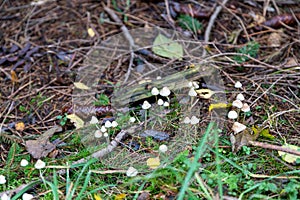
[
  {"left": 10, "top": 70, "right": 18, "bottom": 83},
  {"left": 230, "top": 128, "right": 259, "bottom": 153},
  {"left": 25, "top": 126, "right": 62, "bottom": 159},
  {"left": 267, "top": 32, "right": 282, "bottom": 47}
]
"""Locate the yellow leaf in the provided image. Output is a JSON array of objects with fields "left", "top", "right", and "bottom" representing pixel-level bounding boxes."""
[
  {"left": 66, "top": 114, "right": 84, "bottom": 129},
  {"left": 88, "top": 28, "right": 95, "bottom": 37},
  {"left": 94, "top": 193, "right": 102, "bottom": 200},
  {"left": 260, "top": 129, "right": 275, "bottom": 140},
  {"left": 251, "top": 126, "right": 274, "bottom": 140},
  {"left": 208, "top": 103, "right": 229, "bottom": 112},
  {"left": 146, "top": 157, "right": 160, "bottom": 169},
  {"left": 15, "top": 121, "right": 25, "bottom": 131},
  {"left": 115, "top": 194, "right": 126, "bottom": 200},
  {"left": 11, "top": 70, "right": 18, "bottom": 83},
  {"left": 195, "top": 89, "right": 215, "bottom": 99},
  {"left": 278, "top": 144, "right": 300, "bottom": 164},
  {"left": 74, "top": 82, "right": 90, "bottom": 90}
]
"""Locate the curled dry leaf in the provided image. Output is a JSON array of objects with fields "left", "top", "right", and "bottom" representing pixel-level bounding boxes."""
[
  {"left": 195, "top": 88, "right": 215, "bottom": 99},
  {"left": 230, "top": 128, "right": 259, "bottom": 153},
  {"left": 25, "top": 126, "right": 62, "bottom": 159},
  {"left": 256, "top": 13, "right": 300, "bottom": 30}
]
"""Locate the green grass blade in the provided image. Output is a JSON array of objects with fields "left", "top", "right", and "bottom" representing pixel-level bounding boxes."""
[{"left": 177, "top": 122, "right": 216, "bottom": 200}]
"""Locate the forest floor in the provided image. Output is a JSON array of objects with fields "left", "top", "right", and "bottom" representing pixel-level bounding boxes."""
[{"left": 0, "top": 0, "right": 300, "bottom": 199}]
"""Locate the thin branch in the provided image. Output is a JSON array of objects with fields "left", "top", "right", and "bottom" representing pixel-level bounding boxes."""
[
  {"left": 203, "top": 0, "right": 229, "bottom": 57},
  {"left": 249, "top": 141, "right": 300, "bottom": 156}
]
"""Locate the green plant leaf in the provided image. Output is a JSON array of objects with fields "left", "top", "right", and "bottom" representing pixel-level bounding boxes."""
[
  {"left": 234, "top": 41, "right": 260, "bottom": 63},
  {"left": 152, "top": 33, "right": 183, "bottom": 60},
  {"left": 178, "top": 14, "right": 202, "bottom": 34},
  {"left": 278, "top": 144, "right": 300, "bottom": 165}
]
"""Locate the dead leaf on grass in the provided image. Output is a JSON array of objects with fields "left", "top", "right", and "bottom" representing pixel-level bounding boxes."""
[
  {"left": 230, "top": 128, "right": 259, "bottom": 153},
  {"left": 25, "top": 126, "right": 62, "bottom": 159},
  {"left": 278, "top": 144, "right": 300, "bottom": 165}
]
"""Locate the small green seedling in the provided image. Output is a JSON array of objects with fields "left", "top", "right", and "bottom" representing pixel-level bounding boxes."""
[{"left": 57, "top": 113, "right": 68, "bottom": 126}]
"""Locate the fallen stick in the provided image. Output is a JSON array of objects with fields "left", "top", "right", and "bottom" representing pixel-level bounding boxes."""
[{"left": 249, "top": 141, "right": 300, "bottom": 156}]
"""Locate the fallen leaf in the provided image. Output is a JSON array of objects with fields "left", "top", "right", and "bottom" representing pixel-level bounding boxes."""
[
  {"left": 67, "top": 114, "right": 84, "bottom": 129},
  {"left": 94, "top": 194, "right": 102, "bottom": 200},
  {"left": 88, "top": 28, "right": 95, "bottom": 37},
  {"left": 267, "top": 32, "right": 281, "bottom": 47},
  {"left": 208, "top": 102, "right": 229, "bottom": 112},
  {"left": 152, "top": 33, "right": 183, "bottom": 60},
  {"left": 73, "top": 82, "right": 90, "bottom": 90},
  {"left": 230, "top": 128, "right": 259, "bottom": 153},
  {"left": 15, "top": 121, "right": 25, "bottom": 131},
  {"left": 146, "top": 157, "right": 160, "bottom": 169},
  {"left": 94, "top": 193, "right": 102, "bottom": 200},
  {"left": 278, "top": 144, "right": 300, "bottom": 165},
  {"left": 11, "top": 70, "right": 18, "bottom": 83},
  {"left": 195, "top": 88, "right": 215, "bottom": 99},
  {"left": 25, "top": 126, "right": 62, "bottom": 159},
  {"left": 252, "top": 126, "right": 275, "bottom": 140},
  {"left": 115, "top": 193, "right": 127, "bottom": 200},
  {"left": 261, "top": 13, "right": 300, "bottom": 29}
]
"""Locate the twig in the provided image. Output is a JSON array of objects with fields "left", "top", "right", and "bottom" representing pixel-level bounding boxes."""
[
  {"left": 103, "top": 5, "right": 135, "bottom": 83},
  {"left": 249, "top": 141, "right": 300, "bottom": 156},
  {"left": 63, "top": 130, "right": 128, "bottom": 168},
  {"left": 202, "top": 0, "right": 229, "bottom": 57},
  {"left": 164, "top": 0, "right": 175, "bottom": 25},
  {"left": 103, "top": 6, "right": 135, "bottom": 48},
  {"left": 249, "top": 76, "right": 283, "bottom": 107}
]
